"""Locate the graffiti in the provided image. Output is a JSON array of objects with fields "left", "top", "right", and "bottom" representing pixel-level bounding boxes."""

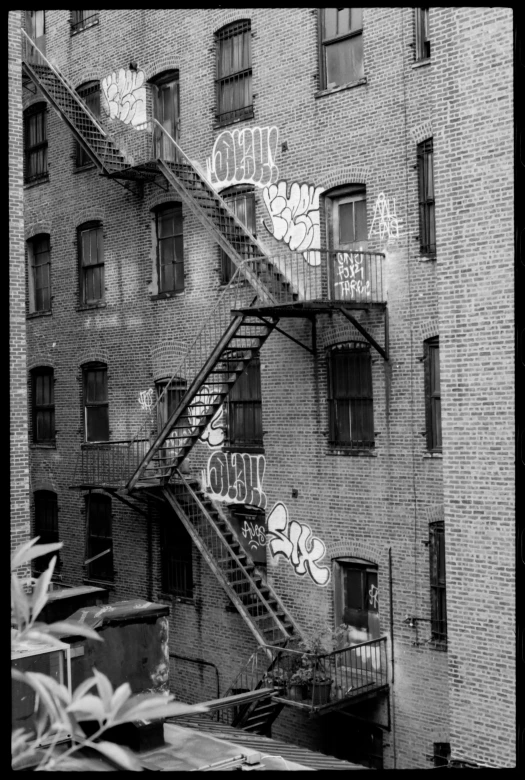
[
  {"left": 263, "top": 181, "right": 325, "bottom": 266},
  {"left": 266, "top": 502, "right": 330, "bottom": 587},
  {"left": 188, "top": 385, "right": 221, "bottom": 433},
  {"left": 241, "top": 520, "right": 267, "bottom": 550},
  {"left": 199, "top": 405, "right": 225, "bottom": 448},
  {"left": 368, "top": 584, "right": 379, "bottom": 609},
  {"left": 368, "top": 192, "right": 400, "bottom": 241},
  {"left": 138, "top": 388, "right": 155, "bottom": 411},
  {"left": 201, "top": 452, "right": 267, "bottom": 509},
  {"left": 332, "top": 251, "right": 371, "bottom": 300},
  {"left": 101, "top": 68, "right": 147, "bottom": 127},
  {"left": 206, "top": 126, "right": 279, "bottom": 189}
]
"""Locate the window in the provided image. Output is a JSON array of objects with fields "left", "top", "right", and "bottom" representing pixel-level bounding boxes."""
[
  {"left": 78, "top": 221, "right": 104, "bottom": 304},
  {"left": 86, "top": 494, "right": 113, "bottom": 581},
  {"left": 161, "top": 514, "right": 193, "bottom": 598},
  {"left": 424, "top": 337, "right": 441, "bottom": 451},
  {"left": 83, "top": 362, "right": 109, "bottom": 442},
  {"left": 433, "top": 743, "right": 450, "bottom": 768},
  {"left": 227, "top": 356, "right": 263, "bottom": 450},
  {"left": 156, "top": 378, "right": 188, "bottom": 436},
  {"left": 151, "top": 71, "right": 180, "bottom": 161},
  {"left": 216, "top": 21, "right": 253, "bottom": 125},
  {"left": 33, "top": 491, "right": 59, "bottom": 575},
  {"left": 327, "top": 343, "right": 374, "bottom": 449},
  {"left": 429, "top": 521, "right": 447, "bottom": 644},
  {"left": 28, "top": 234, "right": 51, "bottom": 313},
  {"left": 26, "top": 10, "right": 46, "bottom": 53},
  {"left": 155, "top": 203, "right": 184, "bottom": 294},
  {"left": 75, "top": 82, "right": 100, "bottom": 168},
  {"left": 334, "top": 559, "right": 379, "bottom": 645},
  {"left": 220, "top": 186, "right": 256, "bottom": 284},
  {"left": 24, "top": 103, "right": 48, "bottom": 183},
  {"left": 71, "top": 10, "right": 99, "bottom": 34},
  {"left": 415, "top": 8, "right": 430, "bottom": 60},
  {"left": 31, "top": 367, "right": 55, "bottom": 444},
  {"left": 319, "top": 8, "right": 364, "bottom": 90},
  {"left": 417, "top": 138, "right": 436, "bottom": 256}
]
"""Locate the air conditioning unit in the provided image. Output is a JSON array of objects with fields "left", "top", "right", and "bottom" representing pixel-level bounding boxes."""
[{"left": 12, "top": 638, "right": 72, "bottom": 746}]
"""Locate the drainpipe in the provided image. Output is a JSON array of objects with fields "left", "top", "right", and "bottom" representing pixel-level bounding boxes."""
[
  {"left": 389, "top": 547, "right": 397, "bottom": 769},
  {"left": 169, "top": 652, "right": 221, "bottom": 719}
]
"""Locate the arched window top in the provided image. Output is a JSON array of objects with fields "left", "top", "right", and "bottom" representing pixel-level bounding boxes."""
[
  {"left": 216, "top": 19, "right": 251, "bottom": 38},
  {"left": 333, "top": 556, "right": 376, "bottom": 568},
  {"left": 76, "top": 79, "right": 99, "bottom": 93},
  {"left": 24, "top": 100, "right": 47, "bottom": 117},
  {"left": 152, "top": 200, "right": 181, "bottom": 214},
  {"left": 149, "top": 69, "right": 179, "bottom": 86},
  {"left": 328, "top": 340, "right": 370, "bottom": 354},
  {"left": 28, "top": 231, "right": 50, "bottom": 244},
  {"left": 78, "top": 219, "right": 102, "bottom": 232}
]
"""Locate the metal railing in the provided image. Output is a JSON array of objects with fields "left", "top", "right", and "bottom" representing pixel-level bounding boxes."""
[
  {"left": 219, "top": 637, "right": 388, "bottom": 718},
  {"left": 72, "top": 439, "right": 151, "bottom": 487}
]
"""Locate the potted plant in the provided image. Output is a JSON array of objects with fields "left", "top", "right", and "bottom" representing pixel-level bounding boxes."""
[
  {"left": 262, "top": 666, "right": 287, "bottom": 693},
  {"left": 288, "top": 666, "right": 310, "bottom": 701}
]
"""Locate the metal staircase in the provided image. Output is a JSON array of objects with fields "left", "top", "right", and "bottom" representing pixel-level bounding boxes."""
[{"left": 21, "top": 29, "right": 128, "bottom": 176}]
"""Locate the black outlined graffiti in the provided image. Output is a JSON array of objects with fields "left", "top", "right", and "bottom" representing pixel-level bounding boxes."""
[
  {"left": 266, "top": 502, "right": 330, "bottom": 586},
  {"left": 201, "top": 451, "right": 267, "bottom": 509}
]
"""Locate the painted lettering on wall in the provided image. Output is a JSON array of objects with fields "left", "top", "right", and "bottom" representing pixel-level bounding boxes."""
[
  {"left": 263, "top": 181, "right": 325, "bottom": 266},
  {"left": 188, "top": 385, "right": 221, "bottom": 433},
  {"left": 101, "top": 68, "right": 147, "bottom": 127},
  {"left": 241, "top": 520, "right": 267, "bottom": 550},
  {"left": 266, "top": 502, "right": 330, "bottom": 587},
  {"left": 368, "top": 192, "right": 400, "bottom": 241},
  {"left": 138, "top": 388, "right": 154, "bottom": 411},
  {"left": 201, "top": 452, "right": 267, "bottom": 509},
  {"left": 369, "top": 583, "right": 379, "bottom": 609},
  {"left": 332, "top": 251, "right": 371, "bottom": 300},
  {"left": 199, "top": 405, "right": 225, "bottom": 448},
  {"left": 206, "top": 127, "right": 279, "bottom": 189}
]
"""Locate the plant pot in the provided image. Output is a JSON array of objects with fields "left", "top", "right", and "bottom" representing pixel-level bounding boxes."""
[
  {"left": 308, "top": 680, "right": 332, "bottom": 706},
  {"left": 288, "top": 682, "right": 306, "bottom": 701}
]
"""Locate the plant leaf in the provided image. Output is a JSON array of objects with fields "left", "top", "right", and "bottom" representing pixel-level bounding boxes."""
[
  {"left": 66, "top": 694, "right": 107, "bottom": 724},
  {"left": 20, "top": 628, "right": 71, "bottom": 650},
  {"left": 86, "top": 740, "right": 142, "bottom": 771},
  {"left": 113, "top": 694, "right": 208, "bottom": 725},
  {"left": 42, "top": 620, "right": 103, "bottom": 642},
  {"left": 11, "top": 668, "right": 61, "bottom": 726},
  {"left": 46, "top": 755, "right": 117, "bottom": 771},
  {"left": 24, "top": 670, "right": 71, "bottom": 706},
  {"left": 92, "top": 668, "right": 113, "bottom": 712},
  {"left": 11, "top": 572, "right": 30, "bottom": 630},
  {"left": 11, "top": 538, "right": 63, "bottom": 572},
  {"left": 30, "top": 557, "right": 56, "bottom": 623},
  {"left": 71, "top": 675, "right": 98, "bottom": 703},
  {"left": 108, "top": 681, "right": 132, "bottom": 720},
  {"left": 11, "top": 728, "right": 34, "bottom": 754}
]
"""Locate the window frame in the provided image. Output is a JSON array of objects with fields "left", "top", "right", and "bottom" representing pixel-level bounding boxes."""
[
  {"left": 150, "top": 70, "right": 180, "bottom": 162},
  {"left": 226, "top": 355, "right": 263, "bottom": 452},
  {"left": 85, "top": 493, "right": 114, "bottom": 582},
  {"left": 327, "top": 342, "right": 374, "bottom": 450},
  {"left": 31, "top": 367, "right": 55, "bottom": 445},
  {"left": 75, "top": 82, "right": 100, "bottom": 168},
  {"left": 219, "top": 185, "right": 256, "bottom": 284},
  {"left": 70, "top": 10, "right": 100, "bottom": 35},
  {"left": 161, "top": 514, "right": 194, "bottom": 598},
  {"left": 319, "top": 8, "right": 364, "bottom": 91},
  {"left": 154, "top": 203, "right": 185, "bottom": 295},
  {"left": 28, "top": 234, "right": 52, "bottom": 313},
  {"left": 415, "top": 8, "right": 430, "bottom": 61},
  {"left": 78, "top": 221, "right": 104, "bottom": 305},
  {"left": 82, "top": 362, "right": 109, "bottom": 443},
  {"left": 429, "top": 521, "right": 447, "bottom": 645},
  {"left": 24, "top": 103, "right": 48, "bottom": 184},
  {"left": 424, "top": 336, "right": 441, "bottom": 452},
  {"left": 215, "top": 20, "right": 253, "bottom": 126},
  {"left": 33, "top": 491, "right": 59, "bottom": 576},
  {"left": 333, "top": 557, "right": 379, "bottom": 643},
  {"left": 417, "top": 138, "right": 436, "bottom": 256}
]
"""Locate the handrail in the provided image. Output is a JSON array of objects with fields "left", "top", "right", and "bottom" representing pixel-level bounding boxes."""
[{"left": 21, "top": 28, "right": 108, "bottom": 137}]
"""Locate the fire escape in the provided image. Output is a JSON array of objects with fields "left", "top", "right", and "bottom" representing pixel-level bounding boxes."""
[{"left": 22, "top": 29, "right": 389, "bottom": 737}]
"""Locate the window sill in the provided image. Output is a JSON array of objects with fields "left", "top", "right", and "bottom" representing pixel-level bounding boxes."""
[
  {"left": 27, "top": 310, "right": 52, "bottom": 319},
  {"left": 83, "top": 578, "right": 115, "bottom": 590},
  {"left": 423, "top": 451, "right": 442, "bottom": 460},
  {"left": 428, "top": 640, "right": 447, "bottom": 652},
  {"left": 412, "top": 58, "right": 431, "bottom": 70},
  {"left": 315, "top": 77, "right": 367, "bottom": 99},
  {"left": 326, "top": 448, "right": 377, "bottom": 457},
  {"left": 70, "top": 19, "right": 99, "bottom": 36},
  {"left": 157, "top": 592, "right": 194, "bottom": 606},
  {"left": 76, "top": 302, "right": 107, "bottom": 311},
  {"left": 418, "top": 253, "right": 437, "bottom": 263},
  {"left": 213, "top": 111, "right": 254, "bottom": 130},
  {"left": 24, "top": 175, "right": 50, "bottom": 189},
  {"left": 30, "top": 443, "right": 57, "bottom": 449},
  {"left": 73, "top": 162, "right": 97, "bottom": 173},
  {"left": 150, "top": 291, "right": 185, "bottom": 301},
  {"left": 223, "top": 446, "right": 265, "bottom": 455}
]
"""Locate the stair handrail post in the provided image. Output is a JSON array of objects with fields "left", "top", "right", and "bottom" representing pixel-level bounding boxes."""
[{"left": 21, "top": 28, "right": 108, "bottom": 138}]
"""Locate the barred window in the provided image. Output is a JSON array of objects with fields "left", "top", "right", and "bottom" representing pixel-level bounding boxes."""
[
  {"left": 31, "top": 367, "right": 55, "bottom": 444},
  {"left": 86, "top": 494, "right": 113, "bottom": 582},
  {"left": 327, "top": 343, "right": 374, "bottom": 449},
  {"left": 216, "top": 21, "right": 253, "bottom": 125},
  {"left": 28, "top": 234, "right": 51, "bottom": 313},
  {"left": 83, "top": 362, "right": 109, "bottom": 442},
  {"left": 24, "top": 103, "right": 48, "bottom": 183},
  {"left": 76, "top": 82, "right": 100, "bottom": 168},
  {"left": 155, "top": 203, "right": 184, "bottom": 294},
  {"left": 162, "top": 514, "right": 193, "bottom": 598},
  {"left": 319, "top": 8, "right": 364, "bottom": 90},
  {"left": 33, "top": 491, "right": 59, "bottom": 575},
  {"left": 71, "top": 10, "right": 99, "bottom": 34},
  {"left": 227, "top": 356, "right": 263, "bottom": 451},
  {"left": 429, "top": 522, "right": 447, "bottom": 644},
  {"left": 415, "top": 8, "right": 430, "bottom": 60},
  {"left": 424, "top": 337, "right": 441, "bottom": 451},
  {"left": 78, "top": 221, "right": 104, "bottom": 304},
  {"left": 417, "top": 138, "right": 436, "bottom": 256},
  {"left": 219, "top": 186, "right": 256, "bottom": 284}
]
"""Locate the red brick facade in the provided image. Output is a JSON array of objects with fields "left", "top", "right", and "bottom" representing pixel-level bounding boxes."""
[{"left": 13, "top": 8, "right": 513, "bottom": 769}]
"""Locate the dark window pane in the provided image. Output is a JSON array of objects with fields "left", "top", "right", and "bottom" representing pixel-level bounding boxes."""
[
  {"left": 86, "top": 406, "right": 109, "bottom": 442},
  {"left": 217, "top": 22, "right": 252, "bottom": 122},
  {"left": 329, "top": 346, "right": 373, "bottom": 447},
  {"left": 339, "top": 202, "right": 355, "bottom": 244},
  {"left": 325, "top": 35, "right": 364, "bottom": 87}
]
